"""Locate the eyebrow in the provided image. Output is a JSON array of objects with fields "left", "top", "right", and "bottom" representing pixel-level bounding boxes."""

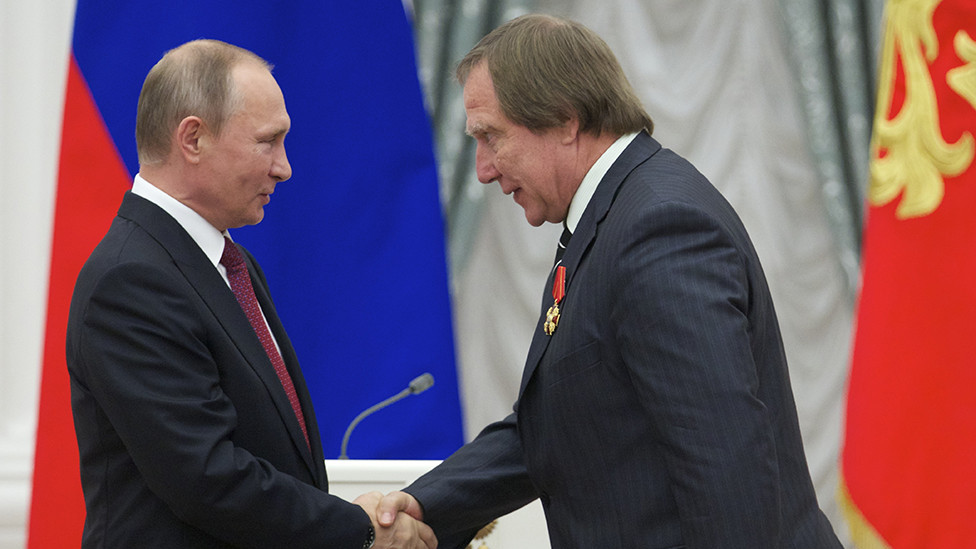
[
  {"left": 465, "top": 122, "right": 491, "bottom": 138},
  {"left": 259, "top": 127, "right": 289, "bottom": 141}
]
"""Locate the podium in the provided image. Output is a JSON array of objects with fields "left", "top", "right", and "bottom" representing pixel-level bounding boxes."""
[{"left": 325, "top": 460, "right": 550, "bottom": 548}]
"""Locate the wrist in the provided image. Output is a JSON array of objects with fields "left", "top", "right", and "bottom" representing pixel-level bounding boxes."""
[{"left": 362, "top": 524, "right": 375, "bottom": 549}]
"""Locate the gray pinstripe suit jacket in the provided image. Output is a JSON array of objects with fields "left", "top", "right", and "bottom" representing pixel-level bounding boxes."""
[{"left": 407, "top": 133, "right": 842, "bottom": 549}]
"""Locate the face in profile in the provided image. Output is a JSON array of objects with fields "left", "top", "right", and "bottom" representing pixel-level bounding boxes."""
[
  {"left": 463, "top": 63, "right": 575, "bottom": 227},
  {"left": 198, "top": 62, "right": 292, "bottom": 230}
]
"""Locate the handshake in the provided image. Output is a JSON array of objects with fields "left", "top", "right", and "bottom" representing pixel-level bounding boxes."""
[{"left": 353, "top": 490, "right": 437, "bottom": 549}]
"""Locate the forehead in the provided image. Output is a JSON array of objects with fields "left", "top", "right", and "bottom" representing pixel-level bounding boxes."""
[
  {"left": 230, "top": 63, "right": 290, "bottom": 130},
  {"left": 462, "top": 64, "right": 505, "bottom": 134}
]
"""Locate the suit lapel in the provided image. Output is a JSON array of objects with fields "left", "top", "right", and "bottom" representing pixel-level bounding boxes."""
[
  {"left": 118, "top": 193, "right": 320, "bottom": 480},
  {"left": 517, "top": 133, "right": 663, "bottom": 400}
]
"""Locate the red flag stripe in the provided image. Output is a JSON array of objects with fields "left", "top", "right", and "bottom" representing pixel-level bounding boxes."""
[{"left": 28, "top": 53, "right": 131, "bottom": 548}]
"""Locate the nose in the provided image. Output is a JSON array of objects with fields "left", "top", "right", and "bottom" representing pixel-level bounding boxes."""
[
  {"left": 271, "top": 143, "right": 292, "bottom": 182},
  {"left": 475, "top": 143, "right": 500, "bottom": 184}
]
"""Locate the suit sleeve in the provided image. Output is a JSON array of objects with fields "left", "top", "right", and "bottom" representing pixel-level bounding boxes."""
[
  {"left": 74, "top": 261, "right": 370, "bottom": 548},
  {"left": 608, "top": 200, "right": 782, "bottom": 546},
  {"left": 405, "top": 413, "right": 538, "bottom": 549}
]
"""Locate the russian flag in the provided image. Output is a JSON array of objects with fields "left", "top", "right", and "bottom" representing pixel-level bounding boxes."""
[{"left": 29, "top": 1, "right": 463, "bottom": 546}]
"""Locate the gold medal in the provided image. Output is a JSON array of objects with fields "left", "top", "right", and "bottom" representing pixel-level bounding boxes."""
[
  {"left": 544, "top": 266, "right": 566, "bottom": 336},
  {"left": 544, "top": 303, "right": 560, "bottom": 335}
]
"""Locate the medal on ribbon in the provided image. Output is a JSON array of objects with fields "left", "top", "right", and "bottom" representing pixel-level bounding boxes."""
[{"left": 544, "top": 265, "right": 566, "bottom": 336}]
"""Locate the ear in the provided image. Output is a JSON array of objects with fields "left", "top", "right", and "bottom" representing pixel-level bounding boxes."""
[
  {"left": 559, "top": 116, "right": 580, "bottom": 145},
  {"left": 176, "top": 116, "right": 206, "bottom": 164}
]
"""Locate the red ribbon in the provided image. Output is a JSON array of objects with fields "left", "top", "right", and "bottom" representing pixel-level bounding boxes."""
[{"left": 552, "top": 265, "right": 566, "bottom": 304}]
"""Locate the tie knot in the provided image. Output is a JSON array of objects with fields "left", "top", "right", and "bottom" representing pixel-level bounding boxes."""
[{"left": 220, "top": 237, "right": 246, "bottom": 274}]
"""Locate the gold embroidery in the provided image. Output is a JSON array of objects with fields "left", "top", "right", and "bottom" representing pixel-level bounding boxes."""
[
  {"left": 869, "top": 0, "right": 974, "bottom": 219},
  {"left": 838, "top": 473, "right": 893, "bottom": 549},
  {"left": 466, "top": 521, "right": 496, "bottom": 549},
  {"left": 948, "top": 31, "right": 976, "bottom": 109}
]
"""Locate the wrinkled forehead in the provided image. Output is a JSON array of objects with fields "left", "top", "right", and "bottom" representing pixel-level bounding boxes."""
[{"left": 462, "top": 64, "right": 503, "bottom": 135}]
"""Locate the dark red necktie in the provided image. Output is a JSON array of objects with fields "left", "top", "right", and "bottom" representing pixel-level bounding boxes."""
[{"left": 220, "top": 237, "right": 310, "bottom": 450}]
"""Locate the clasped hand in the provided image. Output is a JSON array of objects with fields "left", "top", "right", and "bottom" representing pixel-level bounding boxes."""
[{"left": 353, "top": 491, "right": 435, "bottom": 549}]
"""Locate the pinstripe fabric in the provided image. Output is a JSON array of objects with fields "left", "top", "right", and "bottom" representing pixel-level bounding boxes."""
[{"left": 408, "top": 133, "right": 841, "bottom": 548}]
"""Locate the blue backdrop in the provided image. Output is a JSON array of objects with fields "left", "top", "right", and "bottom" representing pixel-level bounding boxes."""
[{"left": 72, "top": 0, "right": 464, "bottom": 459}]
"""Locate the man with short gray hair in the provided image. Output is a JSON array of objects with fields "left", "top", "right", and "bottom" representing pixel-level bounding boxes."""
[{"left": 67, "top": 39, "right": 435, "bottom": 549}]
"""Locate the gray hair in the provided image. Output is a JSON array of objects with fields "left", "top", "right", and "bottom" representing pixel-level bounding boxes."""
[{"left": 456, "top": 14, "right": 653, "bottom": 136}]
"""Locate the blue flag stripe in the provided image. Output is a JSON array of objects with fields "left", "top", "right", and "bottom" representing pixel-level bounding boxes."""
[{"left": 72, "top": 0, "right": 464, "bottom": 459}]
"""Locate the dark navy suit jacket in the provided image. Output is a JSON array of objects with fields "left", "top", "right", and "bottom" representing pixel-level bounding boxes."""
[
  {"left": 407, "top": 133, "right": 842, "bottom": 548},
  {"left": 66, "top": 192, "right": 369, "bottom": 548}
]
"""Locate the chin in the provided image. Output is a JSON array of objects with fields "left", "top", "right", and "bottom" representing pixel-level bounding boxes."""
[{"left": 244, "top": 210, "right": 265, "bottom": 226}]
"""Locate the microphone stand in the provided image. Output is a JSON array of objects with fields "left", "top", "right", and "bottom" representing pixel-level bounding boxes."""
[{"left": 338, "top": 373, "right": 433, "bottom": 459}]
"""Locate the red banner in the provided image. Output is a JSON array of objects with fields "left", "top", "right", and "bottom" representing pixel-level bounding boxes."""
[{"left": 842, "top": 0, "right": 976, "bottom": 546}]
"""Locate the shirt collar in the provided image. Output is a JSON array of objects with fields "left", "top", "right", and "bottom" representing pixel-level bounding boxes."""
[
  {"left": 565, "top": 132, "right": 640, "bottom": 234},
  {"left": 131, "top": 173, "right": 229, "bottom": 270}
]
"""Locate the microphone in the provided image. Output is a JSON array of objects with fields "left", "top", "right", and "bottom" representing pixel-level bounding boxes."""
[{"left": 338, "top": 373, "right": 434, "bottom": 459}]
